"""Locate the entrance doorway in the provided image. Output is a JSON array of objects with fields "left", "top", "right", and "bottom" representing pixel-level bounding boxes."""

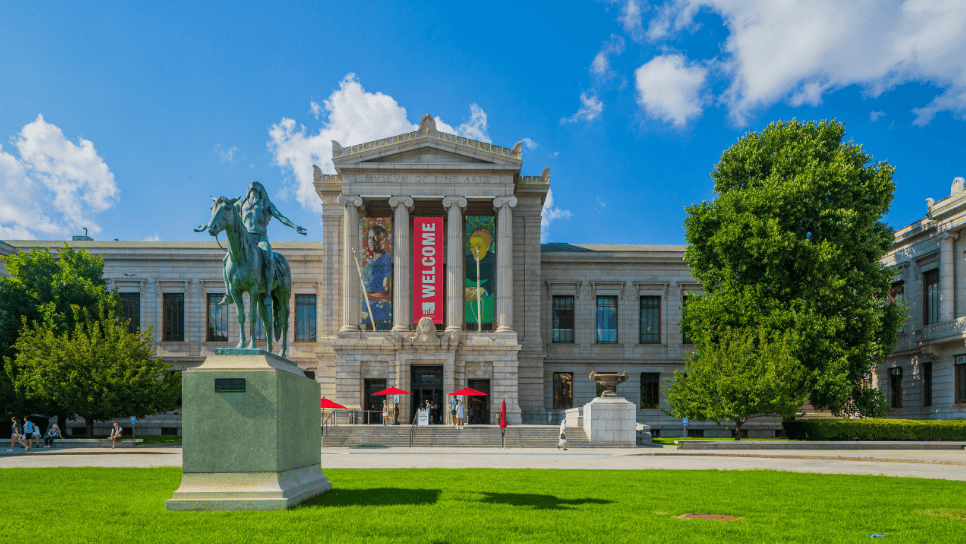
[
  {"left": 467, "top": 379, "right": 490, "bottom": 424},
  {"left": 411, "top": 366, "right": 444, "bottom": 424},
  {"left": 363, "top": 379, "right": 387, "bottom": 424}
]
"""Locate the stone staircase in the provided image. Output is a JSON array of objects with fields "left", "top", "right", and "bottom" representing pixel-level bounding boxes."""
[{"left": 322, "top": 425, "right": 618, "bottom": 448}]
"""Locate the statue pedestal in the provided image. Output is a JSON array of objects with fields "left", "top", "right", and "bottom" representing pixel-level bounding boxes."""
[
  {"left": 582, "top": 396, "right": 637, "bottom": 447},
  {"left": 166, "top": 349, "right": 331, "bottom": 511}
]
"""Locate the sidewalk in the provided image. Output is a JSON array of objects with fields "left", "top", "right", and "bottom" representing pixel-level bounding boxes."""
[{"left": 1, "top": 445, "right": 964, "bottom": 480}]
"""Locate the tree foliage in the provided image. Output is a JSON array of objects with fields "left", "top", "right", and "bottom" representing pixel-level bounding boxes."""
[
  {"left": 664, "top": 328, "right": 808, "bottom": 439},
  {"left": 7, "top": 303, "right": 181, "bottom": 438},
  {"left": 0, "top": 245, "right": 119, "bottom": 414},
  {"left": 681, "top": 119, "right": 903, "bottom": 417}
]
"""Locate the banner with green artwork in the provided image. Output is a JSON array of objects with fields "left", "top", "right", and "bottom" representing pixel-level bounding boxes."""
[{"left": 464, "top": 216, "right": 495, "bottom": 325}]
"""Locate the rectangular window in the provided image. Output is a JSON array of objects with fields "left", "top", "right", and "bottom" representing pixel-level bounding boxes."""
[
  {"left": 956, "top": 355, "right": 966, "bottom": 403},
  {"left": 640, "top": 373, "right": 660, "bottom": 409},
  {"left": 923, "top": 269, "right": 939, "bottom": 325},
  {"left": 681, "top": 295, "right": 693, "bottom": 344},
  {"left": 639, "top": 296, "right": 661, "bottom": 344},
  {"left": 206, "top": 294, "right": 229, "bottom": 342},
  {"left": 552, "top": 372, "right": 573, "bottom": 410},
  {"left": 162, "top": 293, "right": 184, "bottom": 342},
  {"left": 923, "top": 362, "right": 932, "bottom": 407},
  {"left": 890, "top": 367, "right": 903, "bottom": 408},
  {"left": 552, "top": 296, "right": 574, "bottom": 343},
  {"left": 891, "top": 280, "right": 905, "bottom": 332},
  {"left": 596, "top": 296, "right": 617, "bottom": 343},
  {"left": 295, "top": 294, "right": 317, "bottom": 342},
  {"left": 120, "top": 293, "right": 140, "bottom": 334}
]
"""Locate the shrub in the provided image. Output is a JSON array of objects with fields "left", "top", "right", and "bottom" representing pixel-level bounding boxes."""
[{"left": 782, "top": 419, "right": 966, "bottom": 441}]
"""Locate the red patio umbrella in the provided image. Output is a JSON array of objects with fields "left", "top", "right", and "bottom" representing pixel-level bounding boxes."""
[
  {"left": 373, "top": 387, "right": 411, "bottom": 425},
  {"left": 448, "top": 387, "right": 487, "bottom": 396},
  {"left": 500, "top": 400, "right": 507, "bottom": 447},
  {"left": 320, "top": 397, "right": 347, "bottom": 425}
]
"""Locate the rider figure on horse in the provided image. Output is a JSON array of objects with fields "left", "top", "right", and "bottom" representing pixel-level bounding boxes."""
[{"left": 218, "top": 181, "right": 306, "bottom": 307}]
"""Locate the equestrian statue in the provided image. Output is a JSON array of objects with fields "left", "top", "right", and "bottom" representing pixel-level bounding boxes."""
[{"left": 195, "top": 181, "right": 306, "bottom": 357}]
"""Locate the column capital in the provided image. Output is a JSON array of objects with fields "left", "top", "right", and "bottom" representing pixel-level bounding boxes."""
[
  {"left": 337, "top": 195, "right": 363, "bottom": 208},
  {"left": 442, "top": 196, "right": 467, "bottom": 210},
  {"left": 388, "top": 196, "right": 414, "bottom": 211},
  {"left": 940, "top": 230, "right": 960, "bottom": 242},
  {"left": 493, "top": 196, "right": 518, "bottom": 211}
]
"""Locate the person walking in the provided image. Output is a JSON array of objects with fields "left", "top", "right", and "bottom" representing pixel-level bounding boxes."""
[
  {"left": 44, "top": 425, "right": 63, "bottom": 449},
  {"left": 109, "top": 422, "right": 123, "bottom": 449},
  {"left": 456, "top": 400, "right": 464, "bottom": 430},
  {"left": 450, "top": 397, "right": 458, "bottom": 427},
  {"left": 558, "top": 420, "right": 568, "bottom": 451},
  {"left": 22, "top": 417, "right": 35, "bottom": 452},
  {"left": 8, "top": 417, "right": 26, "bottom": 451}
]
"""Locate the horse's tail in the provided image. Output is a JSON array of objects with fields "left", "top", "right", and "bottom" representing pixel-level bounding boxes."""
[
  {"left": 272, "top": 290, "right": 282, "bottom": 341},
  {"left": 272, "top": 252, "right": 291, "bottom": 341}
]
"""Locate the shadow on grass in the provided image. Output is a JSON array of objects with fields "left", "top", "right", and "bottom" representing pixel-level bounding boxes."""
[
  {"left": 299, "top": 488, "right": 442, "bottom": 508},
  {"left": 480, "top": 492, "right": 612, "bottom": 510}
]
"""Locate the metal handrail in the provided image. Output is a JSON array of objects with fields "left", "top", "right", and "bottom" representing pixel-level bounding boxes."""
[
  {"left": 409, "top": 413, "right": 418, "bottom": 447},
  {"left": 321, "top": 410, "right": 335, "bottom": 438}
]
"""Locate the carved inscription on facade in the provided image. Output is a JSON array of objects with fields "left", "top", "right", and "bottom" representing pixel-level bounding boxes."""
[{"left": 356, "top": 173, "right": 504, "bottom": 184}]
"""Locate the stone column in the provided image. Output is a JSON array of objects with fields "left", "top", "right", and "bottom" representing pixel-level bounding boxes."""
[
  {"left": 389, "top": 196, "right": 414, "bottom": 332},
  {"left": 493, "top": 196, "right": 518, "bottom": 333},
  {"left": 337, "top": 195, "right": 362, "bottom": 332},
  {"left": 940, "top": 231, "right": 958, "bottom": 322},
  {"left": 442, "top": 196, "right": 467, "bottom": 333}
]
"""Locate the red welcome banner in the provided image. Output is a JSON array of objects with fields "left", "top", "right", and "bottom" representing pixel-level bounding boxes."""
[{"left": 413, "top": 217, "right": 444, "bottom": 324}]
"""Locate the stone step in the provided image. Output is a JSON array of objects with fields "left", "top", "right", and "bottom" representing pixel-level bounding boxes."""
[{"left": 321, "top": 425, "right": 606, "bottom": 448}]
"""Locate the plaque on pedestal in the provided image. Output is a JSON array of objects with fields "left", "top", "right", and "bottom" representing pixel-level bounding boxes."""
[{"left": 166, "top": 349, "right": 331, "bottom": 511}]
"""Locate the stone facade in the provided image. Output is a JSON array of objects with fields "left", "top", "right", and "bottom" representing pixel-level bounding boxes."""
[
  {"left": 878, "top": 177, "right": 966, "bottom": 420},
  {"left": 2, "top": 119, "right": 782, "bottom": 437},
  {"left": 0, "top": 240, "right": 13, "bottom": 277}
]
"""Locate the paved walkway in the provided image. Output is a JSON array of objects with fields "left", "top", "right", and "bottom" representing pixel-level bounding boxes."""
[{"left": 1, "top": 446, "right": 964, "bottom": 480}]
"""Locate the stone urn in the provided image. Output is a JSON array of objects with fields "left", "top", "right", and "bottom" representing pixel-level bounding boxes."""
[{"left": 589, "top": 371, "right": 628, "bottom": 397}]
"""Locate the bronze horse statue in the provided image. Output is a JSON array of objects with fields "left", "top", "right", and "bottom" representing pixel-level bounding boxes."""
[{"left": 198, "top": 196, "right": 292, "bottom": 357}]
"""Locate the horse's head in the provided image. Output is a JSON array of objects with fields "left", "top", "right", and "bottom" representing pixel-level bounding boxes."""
[{"left": 206, "top": 196, "right": 238, "bottom": 237}]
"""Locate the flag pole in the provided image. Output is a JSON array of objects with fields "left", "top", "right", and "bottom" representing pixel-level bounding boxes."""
[
  {"left": 475, "top": 247, "right": 482, "bottom": 333},
  {"left": 352, "top": 248, "right": 378, "bottom": 332}
]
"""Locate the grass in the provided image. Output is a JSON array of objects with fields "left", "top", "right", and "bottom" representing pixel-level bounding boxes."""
[
  {"left": 2, "top": 468, "right": 964, "bottom": 543},
  {"left": 651, "top": 437, "right": 791, "bottom": 446}
]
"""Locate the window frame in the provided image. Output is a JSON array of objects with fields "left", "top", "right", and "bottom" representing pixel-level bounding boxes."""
[
  {"left": 956, "top": 355, "right": 966, "bottom": 404},
  {"left": 162, "top": 293, "right": 185, "bottom": 342},
  {"left": 639, "top": 296, "right": 661, "bottom": 344},
  {"left": 923, "top": 269, "right": 940, "bottom": 326},
  {"left": 595, "top": 296, "right": 618, "bottom": 344},
  {"left": 206, "top": 293, "right": 229, "bottom": 342},
  {"left": 923, "top": 361, "right": 933, "bottom": 407},
  {"left": 552, "top": 372, "right": 574, "bottom": 410},
  {"left": 681, "top": 294, "right": 693, "bottom": 344},
  {"left": 119, "top": 292, "right": 140, "bottom": 334},
  {"left": 551, "top": 295, "right": 575, "bottom": 344},
  {"left": 889, "top": 366, "right": 903, "bottom": 409},
  {"left": 295, "top": 294, "right": 317, "bottom": 343},
  {"left": 640, "top": 372, "right": 660, "bottom": 410}
]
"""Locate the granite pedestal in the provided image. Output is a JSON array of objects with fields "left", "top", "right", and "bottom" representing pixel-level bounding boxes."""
[
  {"left": 582, "top": 396, "right": 637, "bottom": 447},
  {"left": 166, "top": 349, "right": 331, "bottom": 511}
]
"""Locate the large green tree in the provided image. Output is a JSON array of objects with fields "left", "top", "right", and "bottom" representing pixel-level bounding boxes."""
[
  {"left": 664, "top": 328, "right": 808, "bottom": 439},
  {"left": 8, "top": 303, "right": 181, "bottom": 438},
  {"left": 0, "top": 245, "right": 119, "bottom": 415},
  {"left": 682, "top": 119, "right": 904, "bottom": 417}
]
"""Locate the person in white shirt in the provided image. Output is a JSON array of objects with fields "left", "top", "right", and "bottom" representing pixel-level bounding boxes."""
[
  {"left": 558, "top": 420, "right": 568, "bottom": 450},
  {"left": 109, "top": 422, "right": 123, "bottom": 449},
  {"left": 456, "top": 400, "right": 464, "bottom": 430}
]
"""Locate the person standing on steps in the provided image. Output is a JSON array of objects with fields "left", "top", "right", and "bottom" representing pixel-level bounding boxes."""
[
  {"left": 558, "top": 420, "right": 568, "bottom": 451},
  {"left": 450, "top": 396, "right": 458, "bottom": 427},
  {"left": 216, "top": 181, "right": 306, "bottom": 309},
  {"left": 456, "top": 400, "right": 464, "bottom": 430}
]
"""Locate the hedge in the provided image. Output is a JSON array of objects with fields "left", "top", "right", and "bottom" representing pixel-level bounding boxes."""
[{"left": 782, "top": 418, "right": 966, "bottom": 441}]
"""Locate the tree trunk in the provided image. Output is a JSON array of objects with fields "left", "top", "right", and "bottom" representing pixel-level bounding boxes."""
[
  {"left": 85, "top": 417, "right": 94, "bottom": 439},
  {"left": 734, "top": 419, "right": 743, "bottom": 441},
  {"left": 56, "top": 413, "right": 68, "bottom": 434}
]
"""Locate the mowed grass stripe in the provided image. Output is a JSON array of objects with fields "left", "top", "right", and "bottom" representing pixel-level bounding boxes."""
[{"left": 2, "top": 468, "right": 964, "bottom": 543}]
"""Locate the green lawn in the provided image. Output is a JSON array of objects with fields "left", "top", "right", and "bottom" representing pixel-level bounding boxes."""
[{"left": 2, "top": 468, "right": 963, "bottom": 543}]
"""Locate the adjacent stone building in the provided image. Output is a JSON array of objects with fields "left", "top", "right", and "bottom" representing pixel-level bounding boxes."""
[{"left": 877, "top": 177, "right": 966, "bottom": 420}]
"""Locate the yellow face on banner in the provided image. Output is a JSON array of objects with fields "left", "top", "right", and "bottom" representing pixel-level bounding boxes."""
[{"left": 469, "top": 228, "right": 493, "bottom": 261}]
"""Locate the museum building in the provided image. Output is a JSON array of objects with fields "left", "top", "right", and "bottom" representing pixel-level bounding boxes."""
[{"left": 4, "top": 115, "right": 729, "bottom": 436}]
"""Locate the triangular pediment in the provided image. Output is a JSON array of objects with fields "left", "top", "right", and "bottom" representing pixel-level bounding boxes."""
[{"left": 331, "top": 114, "right": 523, "bottom": 167}]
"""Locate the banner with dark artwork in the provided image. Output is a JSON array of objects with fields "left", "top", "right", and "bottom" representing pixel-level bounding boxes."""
[
  {"left": 361, "top": 217, "right": 393, "bottom": 329},
  {"left": 464, "top": 216, "right": 495, "bottom": 325}
]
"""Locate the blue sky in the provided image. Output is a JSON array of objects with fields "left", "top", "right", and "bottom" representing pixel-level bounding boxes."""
[{"left": 1, "top": 1, "right": 965, "bottom": 246}]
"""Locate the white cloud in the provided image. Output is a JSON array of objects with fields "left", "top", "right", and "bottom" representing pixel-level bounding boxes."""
[
  {"left": 595, "top": 196, "right": 607, "bottom": 209},
  {"left": 619, "top": 0, "right": 645, "bottom": 41},
  {"left": 522, "top": 138, "right": 538, "bottom": 152},
  {"left": 269, "top": 74, "right": 493, "bottom": 212},
  {"left": 634, "top": 53, "right": 709, "bottom": 127},
  {"left": 646, "top": 0, "right": 966, "bottom": 125},
  {"left": 216, "top": 145, "right": 238, "bottom": 163},
  {"left": 0, "top": 115, "right": 119, "bottom": 240},
  {"left": 870, "top": 110, "right": 886, "bottom": 122},
  {"left": 591, "top": 34, "right": 626, "bottom": 78},
  {"left": 142, "top": 233, "right": 160, "bottom": 241},
  {"left": 541, "top": 188, "right": 572, "bottom": 240},
  {"left": 561, "top": 92, "right": 605, "bottom": 124},
  {"left": 551, "top": 151, "right": 560, "bottom": 158}
]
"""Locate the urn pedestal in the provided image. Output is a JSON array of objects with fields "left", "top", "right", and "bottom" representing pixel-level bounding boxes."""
[{"left": 166, "top": 349, "right": 331, "bottom": 511}]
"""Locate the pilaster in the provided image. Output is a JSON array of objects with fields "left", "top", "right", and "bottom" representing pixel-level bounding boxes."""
[
  {"left": 442, "top": 196, "right": 467, "bottom": 333},
  {"left": 389, "top": 196, "right": 414, "bottom": 332}
]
